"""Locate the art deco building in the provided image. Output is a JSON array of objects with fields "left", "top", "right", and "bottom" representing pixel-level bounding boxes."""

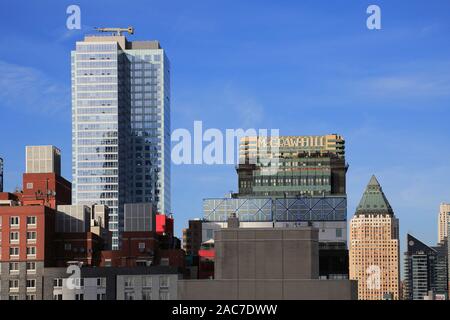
[
  {"left": 438, "top": 203, "right": 450, "bottom": 244},
  {"left": 349, "top": 175, "right": 400, "bottom": 300}
]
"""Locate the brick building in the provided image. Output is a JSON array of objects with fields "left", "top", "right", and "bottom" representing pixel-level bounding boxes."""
[
  {"left": 0, "top": 204, "right": 57, "bottom": 300},
  {"left": 22, "top": 173, "right": 71, "bottom": 209}
]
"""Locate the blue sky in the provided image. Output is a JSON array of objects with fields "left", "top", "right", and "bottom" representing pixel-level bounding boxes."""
[{"left": 0, "top": 0, "right": 450, "bottom": 249}]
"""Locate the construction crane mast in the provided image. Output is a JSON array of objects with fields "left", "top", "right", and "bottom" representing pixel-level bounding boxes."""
[{"left": 94, "top": 26, "right": 134, "bottom": 36}]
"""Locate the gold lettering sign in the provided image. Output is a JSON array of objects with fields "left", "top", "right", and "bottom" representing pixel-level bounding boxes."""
[{"left": 257, "top": 137, "right": 322, "bottom": 148}]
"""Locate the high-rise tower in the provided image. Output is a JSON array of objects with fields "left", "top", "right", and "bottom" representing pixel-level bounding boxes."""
[
  {"left": 403, "top": 234, "right": 448, "bottom": 300},
  {"left": 349, "top": 175, "right": 400, "bottom": 300},
  {"left": 438, "top": 203, "right": 450, "bottom": 244},
  {"left": 71, "top": 32, "right": 170, "bottom": 249}
]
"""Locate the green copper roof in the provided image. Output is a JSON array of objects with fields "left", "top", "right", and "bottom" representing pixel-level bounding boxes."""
[{"left": 355, "top": 175, "right": 394, "bottom": 215}]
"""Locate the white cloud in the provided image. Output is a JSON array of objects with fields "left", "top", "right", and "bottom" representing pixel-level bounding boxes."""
[
  {"left": 356, "top": 73, "right": 450, "bottom": 99},
  {"left": 173, "top": 84, "right": 266, "bottom": 129},
  {"left": 54, "top": 24, "right": 95, "bottom": 43},
  {"left": 0, "top": 60, "right": 70, "bottom": 117},
  {"left": 222, "top": 86, "right": 265, "bottom": 128}
]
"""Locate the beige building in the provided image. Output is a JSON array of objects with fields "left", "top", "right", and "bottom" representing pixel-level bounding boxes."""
[
  {"left": 25, "top": 145, "right": 61, "bottom": 175},
  {"left": 438, "top": 203, "right": 450, "bottom": 244},
  {"left": 349, "top": 175, "right": 400, "bottom": 300},
  {"left": 179, "top": 218, "right": 357, "bottom": 300}
]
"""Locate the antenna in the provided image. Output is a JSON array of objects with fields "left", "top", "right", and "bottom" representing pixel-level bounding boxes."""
[{"left": 94, "top": 26, "right": 134, "bottom": 36}]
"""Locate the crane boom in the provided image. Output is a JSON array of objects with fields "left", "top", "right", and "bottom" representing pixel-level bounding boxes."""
[{"left": 95, "top": 27, "right": 134, "bottom": 36}]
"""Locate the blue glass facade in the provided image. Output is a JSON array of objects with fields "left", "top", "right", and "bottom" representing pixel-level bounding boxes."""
[
  {"left": 203, "top": 197, "right": 347, "bottom": 222},
  {"left": 72, "top": 36, "right": 170, "bottom": 249}
]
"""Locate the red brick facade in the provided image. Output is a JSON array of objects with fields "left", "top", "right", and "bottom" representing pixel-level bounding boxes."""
[
  {"left": 0, "top": 205, "right": 56, "bottom": 266},
  {"left": 22, "top": 173, "right": 71, "bottom": 209}
]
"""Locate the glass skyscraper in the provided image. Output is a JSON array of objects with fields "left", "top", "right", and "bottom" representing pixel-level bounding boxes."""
[{"left": 71, "top": 35, "right": 170, "bottom": 249}]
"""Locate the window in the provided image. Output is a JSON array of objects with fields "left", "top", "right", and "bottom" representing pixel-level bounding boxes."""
[
  {"left": 27, "top": 231, "right": 37, "bottom": 241},
  {"left": 26, "top": 262, "right": 36, "bottom": 273},
  {"left": 26, "top": 279, "right": 36, "bottom": 289},
  {"left": 26, "top": 182, "right": 34, "bottom": 189},
  {"left": 124, "top": 277, "right": 134, "bottom": 287},
  {"left": 10, "top": 232, "right": 19, "bottom": 243},
  {"left": 27, "top": 246, "right": 36, "bottom": 256},
  {"left": 97, "top": 293, "right": 106, "bottom": 300},
  {"left": 27, "top": 216, "right": 36, "bottom": 225},
  {"left": 9, "top": 279, "right": 19, "bottom": 289},
  {"left": 9, "top": 262, "right": 19, "bottom": 273},
  {"left": 159, "top": 276, "right": 169, "bottom": 288},
  {"left": 54, "top": 278, "right": 63, "bottom": 288},
  {"left": 159, "top": 291, "right": 169, "bottom": 300},
  {"left": 160, "top": 258, "right": 169, "bottom": 266},
  {"left": 136, "top": 260, "right": 150, "bottom": 267},
  {"left": 138, "top": 242, "right": 145, "bottom": 251},
  {"left": 26, "top": 294, "right": 36, "bottom": 300},
  {"left": 53, "top": 294, "right": 63, "bottom": 300},
  {"left": 142, "top": 290, "right": 152, "bottom": 300},
  {"left": 336, "top": 228, "right": 343, "bottom": 238},
  {"left": 64, "top": 243, "right": 72, "bottom": 251},
  {"left": 9, "top": 295, "right": 19, "bottom": 300},
  {"left": 10, "top": 216, "right": 19, "bottom": 227},
  {"left": 143, "top": 276, "right": 152, "bottom": 288},
  {"left": 9, "top": 247, "right": 19, "bottom": 257},
  {"left": 124, "top": 292, "right": 134, "bottom": 300},
  {"left": 75, "top": 278, "right": 84, "bottom": 288},
  {"left": 97, "top": 278, "right": 105, "bottom": 287},
  {"left": 75, "top": 294, "right": 84, "bottom": 301}
]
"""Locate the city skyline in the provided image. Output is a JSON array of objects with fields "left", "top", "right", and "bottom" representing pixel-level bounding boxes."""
[{"left": 1, "top": 0, "right": 450, "bottom": 250}]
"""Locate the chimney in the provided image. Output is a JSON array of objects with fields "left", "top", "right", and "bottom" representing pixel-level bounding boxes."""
[{"left": 227, "top": 212, "right": 240, "bottom": 228}]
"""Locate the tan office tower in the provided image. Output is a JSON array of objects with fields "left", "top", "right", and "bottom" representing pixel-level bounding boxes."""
[
  {"left": 349, "top": 175, "right": 400, "bottom": 300},
  {"left": 438, "top": 203, "right": 450, "bottom": 244}
]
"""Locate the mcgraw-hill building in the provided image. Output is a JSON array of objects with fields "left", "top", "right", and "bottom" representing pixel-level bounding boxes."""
[
  {"left": 178, "top": 217, "right": 357, "bottom": 299},
  {"left": 184, "top": 134, "right": 349, "bottom": 280}
]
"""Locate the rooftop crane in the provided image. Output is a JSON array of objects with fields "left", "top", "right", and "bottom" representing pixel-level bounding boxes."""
[{"left": 94, "top": 26, "right": 134, "bottom": 36}]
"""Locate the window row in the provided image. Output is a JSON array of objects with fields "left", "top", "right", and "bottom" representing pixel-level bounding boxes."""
[{"left": 8, "top": 216, "right": 36, "bottom": 227}]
